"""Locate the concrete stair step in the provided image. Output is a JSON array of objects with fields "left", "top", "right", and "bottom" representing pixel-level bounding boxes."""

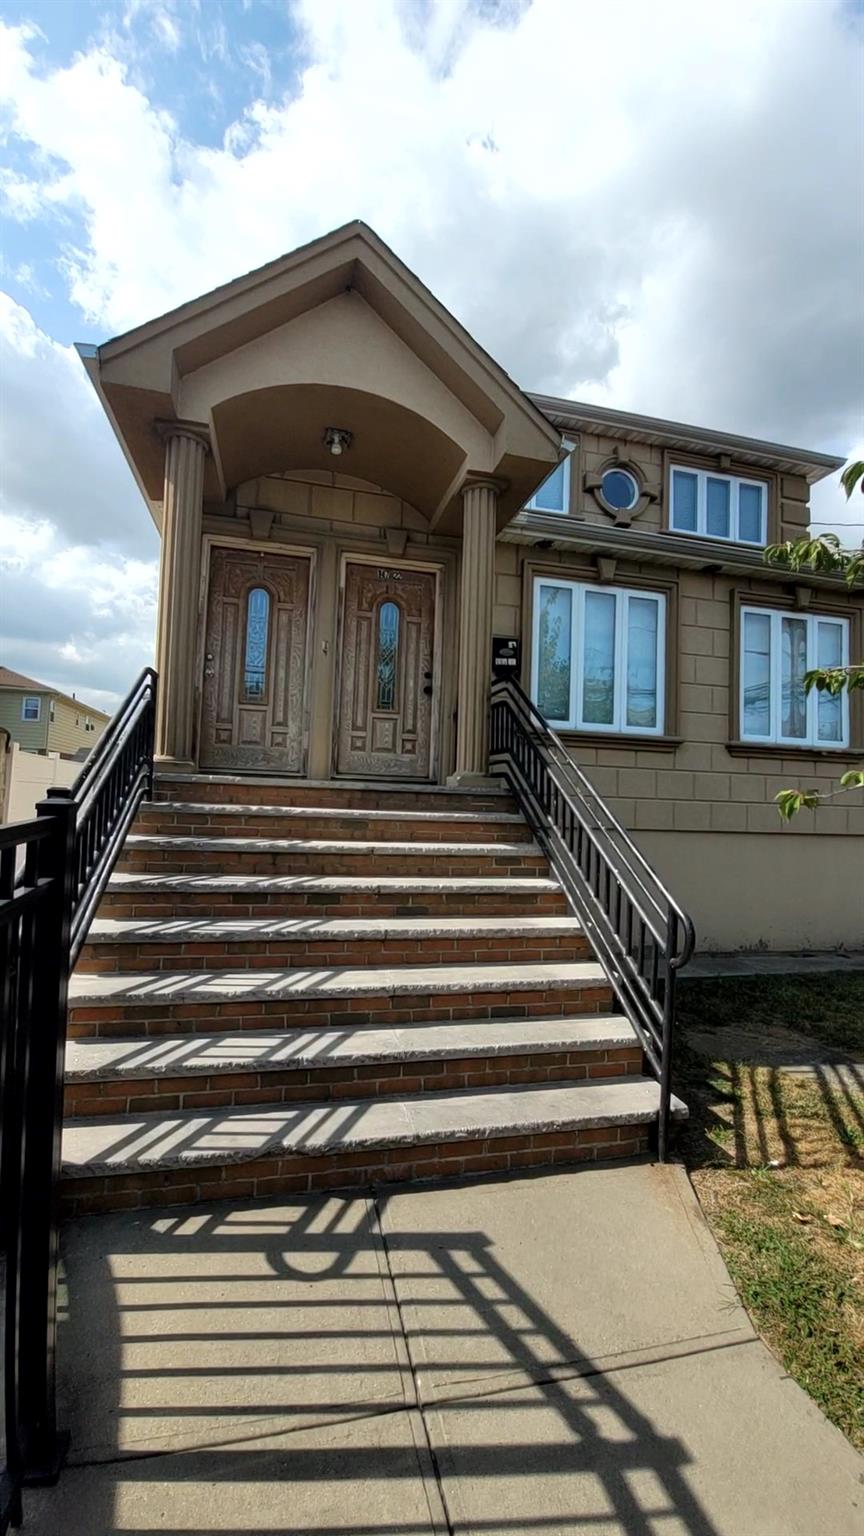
[
  {"left": 118, "top": 835, "right": 545, "bottom": 878},
  {"left": 77, "top": 914, "right": 589, "bottom": 972},
  {"left": 69, "top": 958, "right": 608, "bottom": 1006},
  {"left": 61, "top": 1076, "right": 685, "bottom": 1213},
  {"left": 138, "top": 801, "right": 532, "bottom": 843},
  {"left": 64, "top": 1015, "right": 642, "bottom": 1115},
  {"left": 154, "top": 773, "right": 513, "bottom": 814},
  {"left": 65, "top": 1014, "right": 638, "bottom": 1080},
  {"left": 99, "top": 871, "right": 566, "bottom": 920},
  {"left": 67, "top": 960, "right": 614, "bottom": 1037}
]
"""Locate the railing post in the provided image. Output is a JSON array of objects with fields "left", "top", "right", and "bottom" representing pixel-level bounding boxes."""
[
  {"left": 145, "top": 672, "right": 158, "bottom": 799},
  {"left": 16, "top": 789, "right": 76, "bottom": 1484}
]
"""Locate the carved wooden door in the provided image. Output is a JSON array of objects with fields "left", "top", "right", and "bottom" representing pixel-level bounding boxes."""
[
  {"left": 200, "top": 547, "right": 311, "bottom": 773},
  {"left": 336, "top": 562, "right": 436, "bottom": 778}
]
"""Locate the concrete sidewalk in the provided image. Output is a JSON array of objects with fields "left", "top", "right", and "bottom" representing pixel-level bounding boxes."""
[{"left": 24, "top": 1163, "right": 863, "bottom": 1535}]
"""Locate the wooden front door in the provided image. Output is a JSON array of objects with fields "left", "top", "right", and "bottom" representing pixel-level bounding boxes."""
[
  {"left": 336, "top": 562, "right": 437, "bottom": 779},
  {"left": 200, "top": 546, "right": 311, "bottom": 773}
]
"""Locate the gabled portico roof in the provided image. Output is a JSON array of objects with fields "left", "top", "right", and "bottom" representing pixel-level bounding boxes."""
[{"left": 78, "top": 221, "right": 561, "bottom": 529}]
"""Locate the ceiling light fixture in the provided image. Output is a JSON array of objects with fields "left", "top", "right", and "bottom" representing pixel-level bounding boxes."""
[{"left": 324, "top": 427, "right": 353, "bottom": 457}]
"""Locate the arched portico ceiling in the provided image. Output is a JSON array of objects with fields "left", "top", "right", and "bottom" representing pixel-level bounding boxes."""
[
  {"left": 210, "top": 384, "right": 463, "bottom": 518},
  {"left": 77, "top": 221, "right": 561, "bottom": 531}
]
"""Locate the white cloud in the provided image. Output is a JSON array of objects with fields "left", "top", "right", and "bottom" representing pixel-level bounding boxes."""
[
  {"left": 0, "top": 0, "right": 862, "bottom": 702},
  {"left": 0, "top": 296, "right": 158, "bottom": 703},
  {"left": 0, "top": 0, "right": 860, "bottom": 441}
]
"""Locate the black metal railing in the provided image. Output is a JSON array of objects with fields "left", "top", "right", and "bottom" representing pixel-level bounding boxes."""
[
  {"left": 490, "top": 677, "right": 694, "bottom": 1161},
  {"left": 0, "top": 667, "right": 157, "bottom": 1532}
]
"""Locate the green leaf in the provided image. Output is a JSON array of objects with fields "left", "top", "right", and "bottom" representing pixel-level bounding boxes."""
[
  {"left": 840, "top": 459, "right": 864, "bottom": 499},
  {"left": 774, "top": 789, "right": 821, "bottom": 820},
  {"left": 839, "top": 770, "right": 864, "bottom": 789}
]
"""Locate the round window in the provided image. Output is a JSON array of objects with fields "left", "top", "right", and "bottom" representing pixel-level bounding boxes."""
[{"left": 601, "top": 468, "right": 639, "bottom": 511}]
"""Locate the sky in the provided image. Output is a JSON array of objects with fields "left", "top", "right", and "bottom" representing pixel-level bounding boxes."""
[{"left": 0, "top": 0, "right": 862, "bottom": 710}]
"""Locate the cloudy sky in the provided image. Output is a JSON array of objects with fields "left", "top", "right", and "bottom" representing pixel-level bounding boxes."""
[{"left": 1, "top": 0, "right": 862, "bottom": 709}]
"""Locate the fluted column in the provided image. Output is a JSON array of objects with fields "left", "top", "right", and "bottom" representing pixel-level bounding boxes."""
[
  {"left": 154, "top": 424, "right": 208, "bottom": 766},
  {"left": 450, "top": 479, "right": 499, "bottom": 784}
]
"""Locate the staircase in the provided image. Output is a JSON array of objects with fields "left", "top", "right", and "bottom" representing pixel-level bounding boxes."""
[{"left": 61, "top": 774, "right": 681, "bottom": 1215}]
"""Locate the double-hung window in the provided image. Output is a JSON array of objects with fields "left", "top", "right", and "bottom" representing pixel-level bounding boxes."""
[
  {"left": 670, "top": 466, "right": 767, "bottom": 545},
  {"left": 526, "top": 455, "right": 570, "bottom": 514},
  {"left": 740, "top": 606, "right": 850, "bottom": 749},
  {"left": 531, "top": 578, "right": 666, "bottom": 735},
  {"left": 21, "top": 696, "right": 40, "bottom": 721}
]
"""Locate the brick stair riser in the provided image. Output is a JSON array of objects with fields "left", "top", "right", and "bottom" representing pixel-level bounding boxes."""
[
  {"left": 64, "top": 1046, "right": 644, "bottom": 1117},
  {"left": 76, "top": 933, "right": 593, "bottom": 974},
  {"left": 68, "top": 984, "right": 616, "bottom": 1039},
  {"left": 98, "top": 888, "right": 569, "bottom": 920},
  {"left": 136, "top": 810, "right": 532, "bottom": 844},
  {"left": 153, "top": 783, "right": 515, "bottom": 814},
  {"left": 60, "top": 1123, "right": 651, "bottom": 1215},
  {"left": 118, "top": 848, "right": 547, "bottom": 877}
]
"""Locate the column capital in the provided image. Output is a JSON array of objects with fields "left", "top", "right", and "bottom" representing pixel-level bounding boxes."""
[
  {"left": 461, "top": 475, "right": 507, "bottom": 500},
  {"left": 155, "top": 418, "right": 211, "bottom": 454}
]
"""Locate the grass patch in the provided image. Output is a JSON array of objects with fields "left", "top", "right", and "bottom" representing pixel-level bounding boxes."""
[
  {"left": 679, "top": 972, "right": 864, "bottom": 1056},
  {"left": 675, "top": 974, "right": 864, "bottom": 1450}
]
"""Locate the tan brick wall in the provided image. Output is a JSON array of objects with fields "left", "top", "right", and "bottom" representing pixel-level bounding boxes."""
[
  {"left": 234, "top": 472, "right": 451, "bottom": 548},
  {"left": 532, "top": 430, "right": 811, "bottom": 542},
  {"left": 495, "top": 546, "right": 864, "bottom": 841}
]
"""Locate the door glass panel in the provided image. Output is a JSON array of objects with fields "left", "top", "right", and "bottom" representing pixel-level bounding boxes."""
[
  {"left": 536, "top": 585, "right": 572, "bottom": 721},
  {"left": 671, "top": 470, "right": 698, "bottom": 531},
  {"left": 781, "top": 616, "right": 808, "bottom": 738},
  {"left": 626, "top": 597, "right": 659, "bottom": 728},
  {"left": 706, "top": 477, "right": 730, "bottom": 538},
  {"left": 742, "top": 611, "right": 771, "bottom": 737},
  {"left": 242, "top": 587, "right": 270, "bottom": 701},
  {"left": 583, "top": 591, "right": 616, "bottom": 725},
  {"left": 738, "top": 483, "right": 764, "bottom": 543},
  {"left": 375, "top": 601, "right": 400, "bottom": 711},
  {"left": 817, "top": 621, "right": 843, "bottom": 742}
]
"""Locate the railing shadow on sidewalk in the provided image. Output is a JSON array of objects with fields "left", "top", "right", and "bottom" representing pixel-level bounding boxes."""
[{"left": 30, "top": 1179, "right": 731, "bottom": 1536}]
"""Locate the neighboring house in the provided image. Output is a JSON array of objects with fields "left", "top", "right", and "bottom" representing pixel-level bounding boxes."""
[
  {"left": 78, "top": 221, "right": 863, "bottom": 951},
  {"left": 0, "top": 667, "right": 110, "bottom": 758}
]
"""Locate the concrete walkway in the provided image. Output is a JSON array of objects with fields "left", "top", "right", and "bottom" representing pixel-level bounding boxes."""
[
  {"left": 681, "top": 950, "right": 864, "bottom": 979},
  {"left": 24, "top": 1164, "right": 863, "bottom": 1535}
]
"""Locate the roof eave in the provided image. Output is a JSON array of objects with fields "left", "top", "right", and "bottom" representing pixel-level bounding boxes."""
[
  {"left": 529, "top": 394, "right": 845, "bottom": 484},
  {"left": 75, "top": 344, "right": 162, "bottom": 527}
]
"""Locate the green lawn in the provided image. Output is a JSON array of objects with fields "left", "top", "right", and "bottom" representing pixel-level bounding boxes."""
[{"left": 675, "top": 974, "right": 864, "bottom": 1450}]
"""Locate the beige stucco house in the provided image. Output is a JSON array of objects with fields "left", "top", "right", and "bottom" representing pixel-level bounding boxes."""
[
  {"left": 79, "top": 222, "right": 863, "bottom": 951},
  {"left": 0, "top": 666, "right": 110, "bottom": 757}
]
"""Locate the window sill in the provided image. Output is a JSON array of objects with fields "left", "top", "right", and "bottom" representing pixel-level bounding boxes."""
[
  {"left": 659, "top": 527, "right": 766, "bottom": 552},
  {"left": 558, "top": 732, "right": 684, "bottom": 753},
  {"left": 725, "top": 740, "right": 864, "bottom": 761}
]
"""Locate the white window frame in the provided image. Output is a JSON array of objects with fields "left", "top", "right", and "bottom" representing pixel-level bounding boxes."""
[
  {"left": 526, "top": 451, "right": 572, "bottom": 515},
  {"left": 21, "top": 696, "right": 41, "bottom": 722},
  {"left": 531, "top": 577, "right": 666, "bottom": 736},
  {"left": 670, "top": 465, "right": 767, "bottom": 546},
  {"left": 739, "top": 605, "right": 851, "bottom": 749}
]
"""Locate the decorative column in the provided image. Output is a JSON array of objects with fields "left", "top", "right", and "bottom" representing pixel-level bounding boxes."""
[
  {"left": 154, "top": 423, "right": 209, "bottom": 767},
  {"left": 450, "top": 478, "right": 499, "bottom": 785}
]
